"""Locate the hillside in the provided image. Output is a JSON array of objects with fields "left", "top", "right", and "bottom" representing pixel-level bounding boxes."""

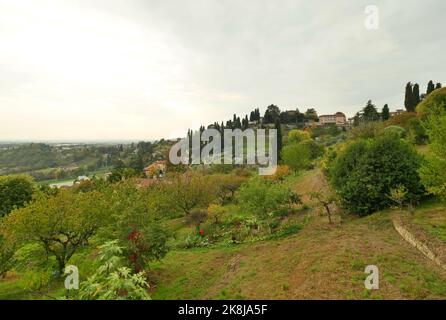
[{"left": 150, "top": 170, "right": 446, "bottom": 300}]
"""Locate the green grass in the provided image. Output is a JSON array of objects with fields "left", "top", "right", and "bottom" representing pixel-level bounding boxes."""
[{"left": 410, "top": 201, "right": 446, "bottom": 243}]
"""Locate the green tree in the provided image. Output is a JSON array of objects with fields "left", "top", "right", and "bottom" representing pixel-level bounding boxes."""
[
  {"left": 1, "top": 190, "right": 108, "bottom": 273},
  {"left": 436, "top": 83, "right": 442, "bottom": 90},
  {"left": 405, "top": 82, "right": 415, "bottom": 112},
  {"left": 329, "top": 134, "right": 424, "bottom": 216},
  {"left": 413, "top": 83, "right": 421, "bottom": 107},
  {"left": 99, "top": 182, "right": 169, "bottom": 271},
  {"left": 162, "top": 172, "right": 217, "bottom": 215},
  {"left": 263, "top": 105, "right": 281, "bottom": 123},
  {"left": 362, "top": 100, "right": 380, "bottom": 122},
  {"left": 281, "top": 142, "right": 311, "bottom": 172},
  {"left": 427, "top": 80, "right": 435, "bottom": 95},
  {"left": 0, "top": 175, "right": 34, "bottom": 217},
  {"left": 304, "top": 108, "right": 319, "bottom": 122},
  {"left": 381, "top": 104, "right": 390, "bottom": 120},
  {"left": 236, "top": 177, "right": 295, "bottom": 219},
  {"left": 288, "top": 130, "right": 311, "bottom": 143},
  {"left": 419, "top": 101, "right": 446, "bottom": 199}
]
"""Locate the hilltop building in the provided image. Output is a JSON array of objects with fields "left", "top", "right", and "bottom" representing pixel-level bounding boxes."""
[{"left": 318, "top": 112, "right": 347, "bottom": 126}]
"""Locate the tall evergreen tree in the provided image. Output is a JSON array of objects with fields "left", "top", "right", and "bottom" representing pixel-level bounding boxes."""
[
  {"left": 274, "top": 119, "right": 282, "bottom": 161},
  {"left": 404, "top": 82, "right": 415, "bottom": 112},
  {"left": 413, "top": 83, "right": 421, "bottom": 107},
  {"left": 236, "top": 117, "right": 241, "bottom": 129},
  {"left": 427, "top": 80, "right": 435, "bottom": 95},
  {"left": 362, "top": 100, "right": 380, "bottom": 122},
  {"left": 381, "top": 104, "right": 390, "bottom": 121}
]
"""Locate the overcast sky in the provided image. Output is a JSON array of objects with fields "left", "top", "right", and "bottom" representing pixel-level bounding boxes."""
[{"left": 0, "top": 0, "right": 445, "bottom": 141}]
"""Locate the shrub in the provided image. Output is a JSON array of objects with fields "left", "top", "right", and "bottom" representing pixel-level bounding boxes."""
[
  {"left": 207, "top": 204, "right": 227, "bottom": 225},
  {"left": 266, "top": 165, "right": 291, "bottom": 182},
  {"left": 236, "top": 177, "right": 295, "bottom": 218},
  {"left": 281, "top": 143, "right": 311, "bottom": 172},
  {"left": 383, "top": 125, "right": 407, "bottom": 139},
  {"left": 407, "top": 117, "right": 428, "bottom": 145},
  {"left": 419, "top": 102, "right": 446, "bottom": 200},
  {"left": 162, "top": 172, "right": 218, "bottom": 215},
  {"left": 384, "top": 112, "right": 418, "bottom": 129},
  {"left": 288, "top": 130, "right": 311, "bottom": 143},
  {"left": 186, "top": 208, "right": 208, "bottom": 227},
  {"left": 329, "top": 134, "right": 424, "bottom": 216},
  {"left": 0, "top": 235, "right": 15, "bottom": 278},
  {"left": 100, "top": 182, "right": 169, "bottom": 271},
  {"left": 211, "top": 174, "right": 247, "bottom": 204},
  {"left": 349, "top": 122, "right": 384, "bottom": 140},
  {"left": 300, "top": 140, "right": 325, "bottom": 159},
  {"left": 75, "top": 240, "right": 151, "bottom": 300},
  {"left": 416, "top": 87, "right": 446, "bottom": 118}
]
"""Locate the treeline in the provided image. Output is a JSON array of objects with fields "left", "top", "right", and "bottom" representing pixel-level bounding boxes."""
[
  {"left": 188, "top": 105, "right": 321, "bottom": 142},
  {"left": 405, "top": 80, "right": 442, "bottom": 112},
  {"left": 352, "top": 80, "right": 443, "bottom": 126}
]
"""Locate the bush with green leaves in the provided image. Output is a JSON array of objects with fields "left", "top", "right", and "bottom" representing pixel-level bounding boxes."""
[
  {"left": 74, "top": 240, "right": 151, "bottom": 300},
  {"left": 100, "top": 182, "right": 169, "bottom": 272},
  {"left": 236, "top": 177, "right": 295, "bottom": 219},
  {"left": 416, "top": 87, "right": 446, "bottom": 118},
  {"left": 419, "top": 102, "right": 446, "bottom": 200},
  {"left": 281, "top": 142, "right": 311, "bottom": 172},
  {"left": 0, "top": 175, "right": 34, "bottom": 217},
  {"left": 329, "top": 134, "right": 424, "bottom": 216},
  {"left": 0, "top": 234, "right": 15, "bottom": 278}
]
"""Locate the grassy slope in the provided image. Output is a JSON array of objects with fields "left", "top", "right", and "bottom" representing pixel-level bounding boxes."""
[
  {"left": 150, "top": 170, "right": 446, "bottom": 300},
  {"left": 409, "top": 200, "right": 446, "bottom": 244}
]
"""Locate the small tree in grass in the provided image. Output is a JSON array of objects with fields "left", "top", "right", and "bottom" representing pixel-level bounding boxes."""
[
  {"left": 310, "top": 191, "right": 337, "bottom": 224},
  {"left": 1, "top": 190, "right": 108, "bottom": 274}
]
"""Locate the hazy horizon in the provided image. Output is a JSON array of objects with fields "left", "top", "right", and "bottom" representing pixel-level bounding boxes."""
[{"left": 1, "top": 0, "right": 445, "bottom": 141}]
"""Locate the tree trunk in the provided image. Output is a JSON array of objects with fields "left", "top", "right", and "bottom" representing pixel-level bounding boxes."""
[{"left": 324, "top": 205, "right": 332, "bottom": 224}]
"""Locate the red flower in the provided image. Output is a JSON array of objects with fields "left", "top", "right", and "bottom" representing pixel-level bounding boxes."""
[{"left": 199, "top": 229, "right": 205, "bottom": 237}]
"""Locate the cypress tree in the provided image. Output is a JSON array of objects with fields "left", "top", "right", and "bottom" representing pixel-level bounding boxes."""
[
  {"left": 427, "top": 80, "right": 435, "bottom": 95},
  {"left": 404, "top": 82, "right": 415, "bottom": 112},
  {"left": 413, "top": 83, "right": 421, "bottom": 108},
  {"left": 381, "top": 104, "right": 390, "bottom": 121}
]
